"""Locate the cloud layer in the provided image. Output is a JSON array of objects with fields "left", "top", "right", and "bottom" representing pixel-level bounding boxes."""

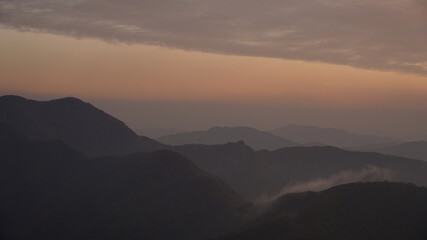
[{"left": 1, "top": 0, "right": 427, "bottom": 74}]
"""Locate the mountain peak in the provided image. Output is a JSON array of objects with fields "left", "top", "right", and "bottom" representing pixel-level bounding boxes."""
[
  {"left": 0, "top": 95, "right": 28, "bottom": 102},
  {"left": 0, "top": 95, "right": 164, "bottom": 156},
  {"left": 49, "top": 96, "right": 86, "bottom": 104}
]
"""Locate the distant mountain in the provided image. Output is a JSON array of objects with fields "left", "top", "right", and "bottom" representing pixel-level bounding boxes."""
[
  {"left": 3, "top": 95, "right": 427, "bottom": 202},
  {"left": 0, "top": 124, "right": 248, "bottom": 240},
  {"left": 6, "top": 95, "right": 427, "bottom": 239},
  {"left": 219, "top": 182, "right": 427, "bottom": 240},
  {"left": 0, "top": 95, "right": 165, "bottom": 156},
  {"left": 136, "top": 128, "right": 186, "bottom": 138},
  {"left": 346, "top": 142, "right": 399, "bottom": 151},
  {"left": 270, "top": 124, "right": 397, "bottom": 147},
  {"left": 175, "top": 144, "right": 427, "bottom": 200},
  {"left": 354, "top": 141, "right": 427, "bottom": 162},
  {"left": 158, "top": 126, "right": 299, "bottom": 150},
  {"left": 302, "top": 141, "right": 327, "bottom": 147}
]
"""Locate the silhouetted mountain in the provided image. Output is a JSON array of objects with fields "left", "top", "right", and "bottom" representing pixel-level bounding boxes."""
[
  {"left": 219, "top": 182, "right": 427, "bottom": 240},
  {"left": 270, "top": 124, "right": 397, "bottom": 147},
  {"left": 3, "top": 96, "right": 427, "bottom": 202},
  {"left": 3, "top": 95, "right": 427, "bottom": 240},
  {"left": 175, "top": 144, "right": 427, "bottom": 200},
  {"left": 0, "top": 95, "right": 165, "bottom": 156},
  {"left": 174, "top": 141, "right": 261, "bottom": 199},
  {"left": 136, "top": 128, "right": 186, "bottom": 138},
  {"left": 158, "top": 126, "right": 299, "bottom": 150},
  {"left": 0, "top": 125, "right": 247, "bottom": 240},
  {"left": 354, "top": 141, "right": 427, "bottom": 161}
]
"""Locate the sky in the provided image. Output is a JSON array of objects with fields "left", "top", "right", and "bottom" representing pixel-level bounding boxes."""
[{"left": 1, "top": 0, "right": 427, "bottom": 139}]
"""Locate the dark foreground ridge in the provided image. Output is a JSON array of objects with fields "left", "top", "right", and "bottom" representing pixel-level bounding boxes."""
[
  {"left": 218, "top": 182, "right": 427, "bottom": 240},
  {"left": 0, "top": 124, "right": 248, "bottom": 240}
]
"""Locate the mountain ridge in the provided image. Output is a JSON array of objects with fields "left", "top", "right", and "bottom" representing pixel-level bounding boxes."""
[
  {"left": 0, "top": 95, "right": 165, "bottom": 157},
  {"left": 3, "top": 95, "right": 427, "bottom": 201},
  {"left": 0, "top": 124, "right": 248, "bottom": 240},
  {"left": 219, "top": 182, "right": 427, "bottom": 240},
  {"left": 158, "top": 126, "right": 299, "bottom": 150},
  {"left": 354, "top": 140, "right": 427, "bottom": 162},
  {"left": 270, "top": 124, "right": 398, "bottom": 147}
]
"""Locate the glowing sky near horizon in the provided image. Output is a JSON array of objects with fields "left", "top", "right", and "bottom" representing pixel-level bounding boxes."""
[
  {"left": 1, "top": 0, "right": 427, "bottom": 138},
  {"left": 2, "top": 29, "right": 427, "bottom": 110}
]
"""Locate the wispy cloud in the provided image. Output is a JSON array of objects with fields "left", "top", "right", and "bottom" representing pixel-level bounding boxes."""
[
  {"left": 279, "top": 165, "right": 394, "bottom": 195},
  {"left": 1, "top": 0, "right": 426, "bottom": 74},
  {"left": 258, "top": 165, "right": 394, "bottom": 202}
]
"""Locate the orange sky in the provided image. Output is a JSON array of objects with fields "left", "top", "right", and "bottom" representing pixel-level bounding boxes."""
[{"left": 2, "top": 28, "right": 427, "bottom": 110}]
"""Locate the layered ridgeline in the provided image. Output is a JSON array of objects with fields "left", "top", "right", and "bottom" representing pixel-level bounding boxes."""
[
  {"left": 0, "top": 95, "right": 165, "bottom": 157},
  {"left": 351, "top": 141, "right": 427, "bottom": 162},
  {"left": 157, "top": 126, "right": 299, "bottom": 150},
  {"left": 137, "top": 128, "right": 186, "bottom": 139},
  {"left": 3, "top": 95, "right": 427, "bottom": 239},
  {"left": 2, "top": 96, "right": 427, "bottom": 201},
  {"left": 271, "top": 124, "right": 397, "bottom": 147},
  {"left": 0, "top": 124, "right": 248, "bottom": 240},
  {"left": 175, "top": 144, "right": 427, "bottom": 200},
  {"left": 219, "top": 182, "right": 427, "bottom": 240},
  {"left": 3, "top": 124, "right": 426, "bottom": 240}
]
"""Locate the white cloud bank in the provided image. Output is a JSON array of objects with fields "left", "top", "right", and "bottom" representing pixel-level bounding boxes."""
[{"left": 1, "top": 0, "right": 427, "bottom": 74}]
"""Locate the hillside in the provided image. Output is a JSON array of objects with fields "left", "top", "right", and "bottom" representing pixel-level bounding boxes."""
[
  {"left": 136, "top": 128, "right": 186, "bottom": 138},
  {"left": 0, "top": 124, "right": 247, "bottom": 240},
  {"left": 219, "top": 182, "right": 427, "bottom": 240},
  {"left": 0, "top": 95, "right": 165, "bottom": 156},
  {"left": 175, "top": 144, "right": 427, "bottom": 200}
]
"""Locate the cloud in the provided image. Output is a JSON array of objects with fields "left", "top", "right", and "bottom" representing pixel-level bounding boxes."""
[
  {"left": 279, "top": 165, "right": 394, "bottom": 195},
  {"left": 1, "top": 0, "right": 427, "bottom": 74},
  {"left": 257, "top": 165, "right": 394, "bottom": 202}
]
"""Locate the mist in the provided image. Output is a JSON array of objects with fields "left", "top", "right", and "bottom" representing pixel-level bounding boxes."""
[
  {"left": 258, "top": 165, "right": 395, "bottom": 202},
  {"left": 87, "top": 98, "right": 427, "bottom": 140}
]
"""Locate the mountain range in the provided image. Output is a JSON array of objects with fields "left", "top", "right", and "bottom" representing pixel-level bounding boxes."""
[
  {"left": 0, "top": 124, "right": 247, "bottom": 240},
  {"left": 0, "top": 95, "right": 165, "bottom": 157},
  {"left": 2, "top": 95, "right": 427, "bottom": 239},
  {"left": 2, "top": 96, "right": 427, "bottom": 201},
  {"left": 154, "top": 124, "right": 401, "bottom": 151},
  {"left": 175, "top": 143, "right": 427, "bottom": 200},
  {"left": 157, "top": 126, "right": 299, "bottom": 150},
  {"left": 270, "top": 124, "right": 398, "bottom": 147},
  {"left": 352, "top": 141, "right": 427, "bottom": 162},
  {"left": 136, "top": 128, "right": 186, "bottom": 138}
]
